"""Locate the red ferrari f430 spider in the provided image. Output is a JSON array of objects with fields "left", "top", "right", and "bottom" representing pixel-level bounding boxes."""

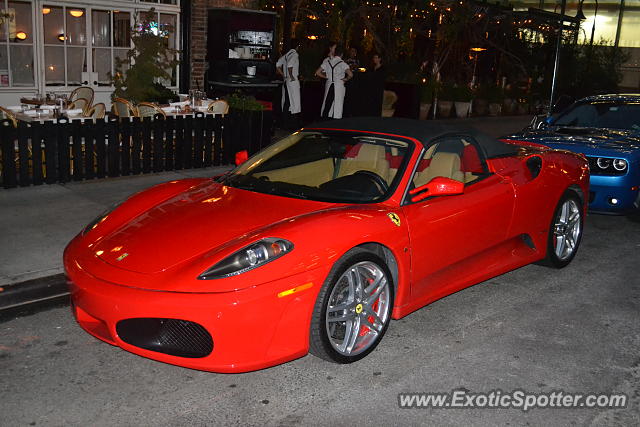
[{"left": 64, "top": 118, "right": 589, "bottom": 372}]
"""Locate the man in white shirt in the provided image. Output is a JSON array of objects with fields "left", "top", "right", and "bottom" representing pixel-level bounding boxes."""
[
  {"left": 276, "top": 40, "right": 302, "bottom": 128},
  {"left": 315, "top": 45, "right": 353, "bottom": 119}
]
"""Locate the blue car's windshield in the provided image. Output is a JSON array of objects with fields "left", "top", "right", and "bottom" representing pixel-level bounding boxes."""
[{"left": 553, "top": 101, "right": 640, "bottom": 130}]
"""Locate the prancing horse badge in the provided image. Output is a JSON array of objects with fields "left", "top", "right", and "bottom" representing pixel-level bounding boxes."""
[{"left": 387, "top": 212, "right": 401, "bottom": 227}]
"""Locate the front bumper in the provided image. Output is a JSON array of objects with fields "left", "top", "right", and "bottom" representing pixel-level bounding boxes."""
[
  {"left": 588, "top": 174, "right": 640, "bottom": 214},
  {"left": 65, "top": 256, "right": 329, "bottom": 373}
]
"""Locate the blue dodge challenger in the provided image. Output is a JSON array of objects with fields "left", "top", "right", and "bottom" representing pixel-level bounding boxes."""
[{"left": 508, "top": 94, "right": 640, "bottom": 217}]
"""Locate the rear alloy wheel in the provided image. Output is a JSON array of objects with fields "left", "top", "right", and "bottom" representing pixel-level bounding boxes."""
[
  {"left": 542, "top": 191, "right": 583, "bottom": 268},
  {"left": 310, "top": 251, "right": 393, "bottom": 363}
]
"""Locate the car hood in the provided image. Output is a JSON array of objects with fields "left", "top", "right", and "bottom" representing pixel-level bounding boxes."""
[
  {"left": 93, "top": 182, "right": 333, "bottom": 274},
  {"left": 512, "top": 128, "right": 640, "bottom": 154}
]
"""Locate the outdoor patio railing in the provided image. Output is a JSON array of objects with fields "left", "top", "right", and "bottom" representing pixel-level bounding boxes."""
[{"left": 0, "top": 113, "right": 227, "bottom": 189}]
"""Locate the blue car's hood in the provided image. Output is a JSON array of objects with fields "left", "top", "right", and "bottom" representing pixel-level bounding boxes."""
[{"left": 511, "top": 127, "right": 640, "bottom": 156}]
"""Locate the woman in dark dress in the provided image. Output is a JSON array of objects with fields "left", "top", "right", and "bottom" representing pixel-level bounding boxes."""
[{"left": 364, "top": 53, "right": 386, "bottom": 116}]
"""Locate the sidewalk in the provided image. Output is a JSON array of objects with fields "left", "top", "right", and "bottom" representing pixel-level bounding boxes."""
[{"left": 0, "top": 115, "right": 531, "bottom": 313}]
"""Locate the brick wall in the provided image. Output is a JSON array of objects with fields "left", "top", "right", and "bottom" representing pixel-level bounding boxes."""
[{"left": 190, "top": 0, "right": 260, "bottom": 90}]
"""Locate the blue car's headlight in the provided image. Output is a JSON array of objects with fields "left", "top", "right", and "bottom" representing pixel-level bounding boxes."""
[
  {"left": 198, "top": 238, "right": 294, "bottom": 280},
  {"left": 612, "top": 158, "right": 628, "bottom": 171},
  {"left": 588, "top": 156, "right": 628, "bottom": 175}
]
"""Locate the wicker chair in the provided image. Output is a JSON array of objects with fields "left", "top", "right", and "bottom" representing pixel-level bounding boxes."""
[
  {"left": 68, "top": 97, "right": 90, "bottom": 114},
  {"left": 207, "top": 100, "right": 229, "bottom": 116},
  {"left": 0, "top": 106, "right": 18, "bottom": 127},
  {"left": 111, "top": 98, "right": 137, "bottom": 117},
  {"left": 136, "top": 102, "right": 166, "bottom": 119},
  {"left": 69, "top": 86, "right": 94, "bottom": 106},
  {"left": 85, "top": 103, "right": 106, "bottom": 119}
]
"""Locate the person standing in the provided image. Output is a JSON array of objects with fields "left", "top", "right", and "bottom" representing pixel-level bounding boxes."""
[
  {"left": 315, "top": 45, "right": 353, "bottom": 119},
  {"left": 365, "top": 53, "right": 386, "bottom": 116},
  {"left": 276, "top": 40, "right": 301, "bottom": 128}
]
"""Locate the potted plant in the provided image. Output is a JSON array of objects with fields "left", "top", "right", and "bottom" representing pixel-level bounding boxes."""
[
  {"left": 486, "top": 85, "right": 504, "bottom": 116},
  {"left": 473, "top": 84, "right": 489, "bottom": 116},
  {"left": 111, "top": 9, "right": 180, "bottom": 104},
  {"left": 418, "top": 80, "right": 437, "bottom": 120},
  {"left": 503, "top": 85, "right": 522, "bottom": 115},
  {"left": 437, "top": 82, "right": 456, "bottom": 118},
  {"left": 224, "top": 93, "right": 270, "bottom": 163},
  {"left": 453, "top": 84, "right": 474, "bottom": 118}
]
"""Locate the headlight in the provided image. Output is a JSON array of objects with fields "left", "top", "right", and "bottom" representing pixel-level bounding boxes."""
[
  {"left": 198, "top": 238, "right": 294, "bottom": 280},
  {"left": 613, "top": 158, "right": 628, "bottom": 171},
  {"left": 596, "top": 157, "right": 611, "bottom": 169}
]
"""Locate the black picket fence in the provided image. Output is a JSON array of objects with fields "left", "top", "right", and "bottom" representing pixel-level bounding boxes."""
[{"left": 0, "top": 113, "right": 229, "bottom": 189}]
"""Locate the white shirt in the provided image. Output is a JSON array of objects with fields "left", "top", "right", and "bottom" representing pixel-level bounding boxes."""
[
  {"left": 277, "top": 49, "right": 299, "bottom": 81},
  {"left": 320, "top": 56, "right": 349, "bottom": 84}
]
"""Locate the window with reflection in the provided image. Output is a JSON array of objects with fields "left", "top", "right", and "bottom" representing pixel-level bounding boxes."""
[{"left": 0, "top": 0, "right": 34, "bottom": 87}]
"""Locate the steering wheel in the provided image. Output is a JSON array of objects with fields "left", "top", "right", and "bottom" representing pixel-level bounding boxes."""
[{"left": 353, "top": 170, "right": 389, "bottom": 194}]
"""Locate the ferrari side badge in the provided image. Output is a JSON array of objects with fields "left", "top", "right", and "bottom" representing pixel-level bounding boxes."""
[
  {"left": 387, "top": 212, "right": 401, "bottom": 227},
  {"left": 116, "top": 253, "right": 129, "bottom": 261}
]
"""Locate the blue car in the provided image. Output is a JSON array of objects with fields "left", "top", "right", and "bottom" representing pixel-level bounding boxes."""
[{"left": 508, "top": 94, "right": 640, "bottom": 216}]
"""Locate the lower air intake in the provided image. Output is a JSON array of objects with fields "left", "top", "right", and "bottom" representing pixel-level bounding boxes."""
[{"left": 116, "top": 318, "right": 213, "bottom": 358}]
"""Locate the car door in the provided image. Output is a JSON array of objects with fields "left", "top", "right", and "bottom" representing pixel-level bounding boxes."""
[{"left": 401, "top": 135, "right": 515, "bottom": 301}]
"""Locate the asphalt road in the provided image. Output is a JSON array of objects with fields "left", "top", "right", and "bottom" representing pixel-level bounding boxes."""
[{"left": 1, "top": 213, "right": 638, "bottom": 426}]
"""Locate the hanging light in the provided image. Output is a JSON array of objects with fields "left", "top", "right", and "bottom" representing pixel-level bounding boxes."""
[
  {"left": 58, "top": 33, "right": 66, "bottom": 42},
  {"left": 69, "top": 9, "right": 84, "bottom": 18},
  {"left": 42, "top": 7, "right": 51, "bottom": 15},
  {"left": 15, "top": 31, "right": 28, "bottom": 40}
]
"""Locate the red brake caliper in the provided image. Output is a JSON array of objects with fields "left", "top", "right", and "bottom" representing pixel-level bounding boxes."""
[{"left": 359, "top": 277, "right": 378, "bottom": 336}]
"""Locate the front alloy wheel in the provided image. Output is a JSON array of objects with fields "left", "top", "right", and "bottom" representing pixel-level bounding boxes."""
[
  {"left": 310, "top": 250, "right": 393, "bottom": 363},
  {"left": 542, "top": 191, "right": 584, "bottom": 268}
]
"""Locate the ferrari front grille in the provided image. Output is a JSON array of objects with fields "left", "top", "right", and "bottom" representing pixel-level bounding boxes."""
[{"left": 116, "top": 318, "right": 213, "bottom": 358}]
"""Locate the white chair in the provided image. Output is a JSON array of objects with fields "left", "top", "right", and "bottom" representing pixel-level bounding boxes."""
[{"left": 207, "top": 100, "right": 229, "bottom": 116}]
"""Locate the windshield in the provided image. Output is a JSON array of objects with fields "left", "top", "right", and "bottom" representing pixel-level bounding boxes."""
[
  {"left": 553, "top": 101, "right": 640, "bottom": 130},
  {"left": 220, "top": 131, "right": 412, "bottom": 203}
]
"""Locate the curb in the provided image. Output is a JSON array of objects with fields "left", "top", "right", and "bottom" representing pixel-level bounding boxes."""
[{"left": 0, "top": 274, "right": 69, "bottom": 322}]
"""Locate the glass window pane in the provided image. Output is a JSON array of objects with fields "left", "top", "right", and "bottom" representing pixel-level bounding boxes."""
[
  {"left": 9, "top": 44, "right": 34, "bottom": 86},
  {"left": 114, "top": 48, "right": 130, "bottom": 74},
  {"left": 8, "top": 1, "right": 32, "bottom": 41},
  {"left": 45, "top": 46, "right": 65, "bottom": 85},
  {"left": 113, "top": 11, "right": 130, "bottom": 48},
  {"left": 66, "top": 7, "right": 86, "bottom": 46},
  {"left": 0, "top": 46, "right": 9, "bottom": 86},
  {"left": 92, "top": 10, "right": 111, "bottom": 47},
  {"left": 619, "top": 9, "right": 640, "bottom": 48},
  {"left": 160, "top": 0, "right": 177, "bottom": 4},
  {"left": 160, "top": 13, "right": 176, "bottom": 49},
  {"left": 0, "top": 9, "right": 6, "bottom": 43},
  {"left": 43, "top": 5, "right": 64, "bottom": 44},
  {"left": 579, "top": 4, "right": 620, "bottom": 46},
  {"left": 93, "top": 48, "right": 112, "bottom": 85},
  {"left": 67, "top": 46, "right": 86, "bottom": 85}
]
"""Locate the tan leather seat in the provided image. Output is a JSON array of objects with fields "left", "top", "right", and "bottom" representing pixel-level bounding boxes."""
[
  {"left": 337, "top": 144, "right": 390, "bottom": 183},
  {"left": 414, "top": 152, "right": 464, "bottom": 187}
]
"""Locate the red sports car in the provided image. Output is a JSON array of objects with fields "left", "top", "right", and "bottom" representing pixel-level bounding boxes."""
[{"left": 64, "top": 118, "right": 589, "bottom": 373}]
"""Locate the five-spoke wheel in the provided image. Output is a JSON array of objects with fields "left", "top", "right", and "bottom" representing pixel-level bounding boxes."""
[
  {"left": 542, "top": 191, "right": 584, "bottom": 268},
  {"left": 310, "top": 250, "right": 393, "bottom": 363}
]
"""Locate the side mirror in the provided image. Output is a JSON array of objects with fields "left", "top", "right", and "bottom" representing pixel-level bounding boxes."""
[
  {"left": 235, "top": 150, "right": 248, "bottom": 166},
  {"left": 529, "top": 114, "right": 549, "bottom": 130},
  {"left": 409, "top": 177, "right": 464, "bottom": 203}
]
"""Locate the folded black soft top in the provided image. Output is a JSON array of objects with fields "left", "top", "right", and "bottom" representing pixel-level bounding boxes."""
[{"left": 306, "top": 117, "right": 520, "bottom": 159}]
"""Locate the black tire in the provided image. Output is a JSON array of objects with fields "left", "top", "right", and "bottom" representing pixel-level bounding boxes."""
[
  {"left": 309, "top": 249, "right": 394, "bottom": 364},
  {"left": 539, "top": 191, "right": 584, "bottom": 268}
]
